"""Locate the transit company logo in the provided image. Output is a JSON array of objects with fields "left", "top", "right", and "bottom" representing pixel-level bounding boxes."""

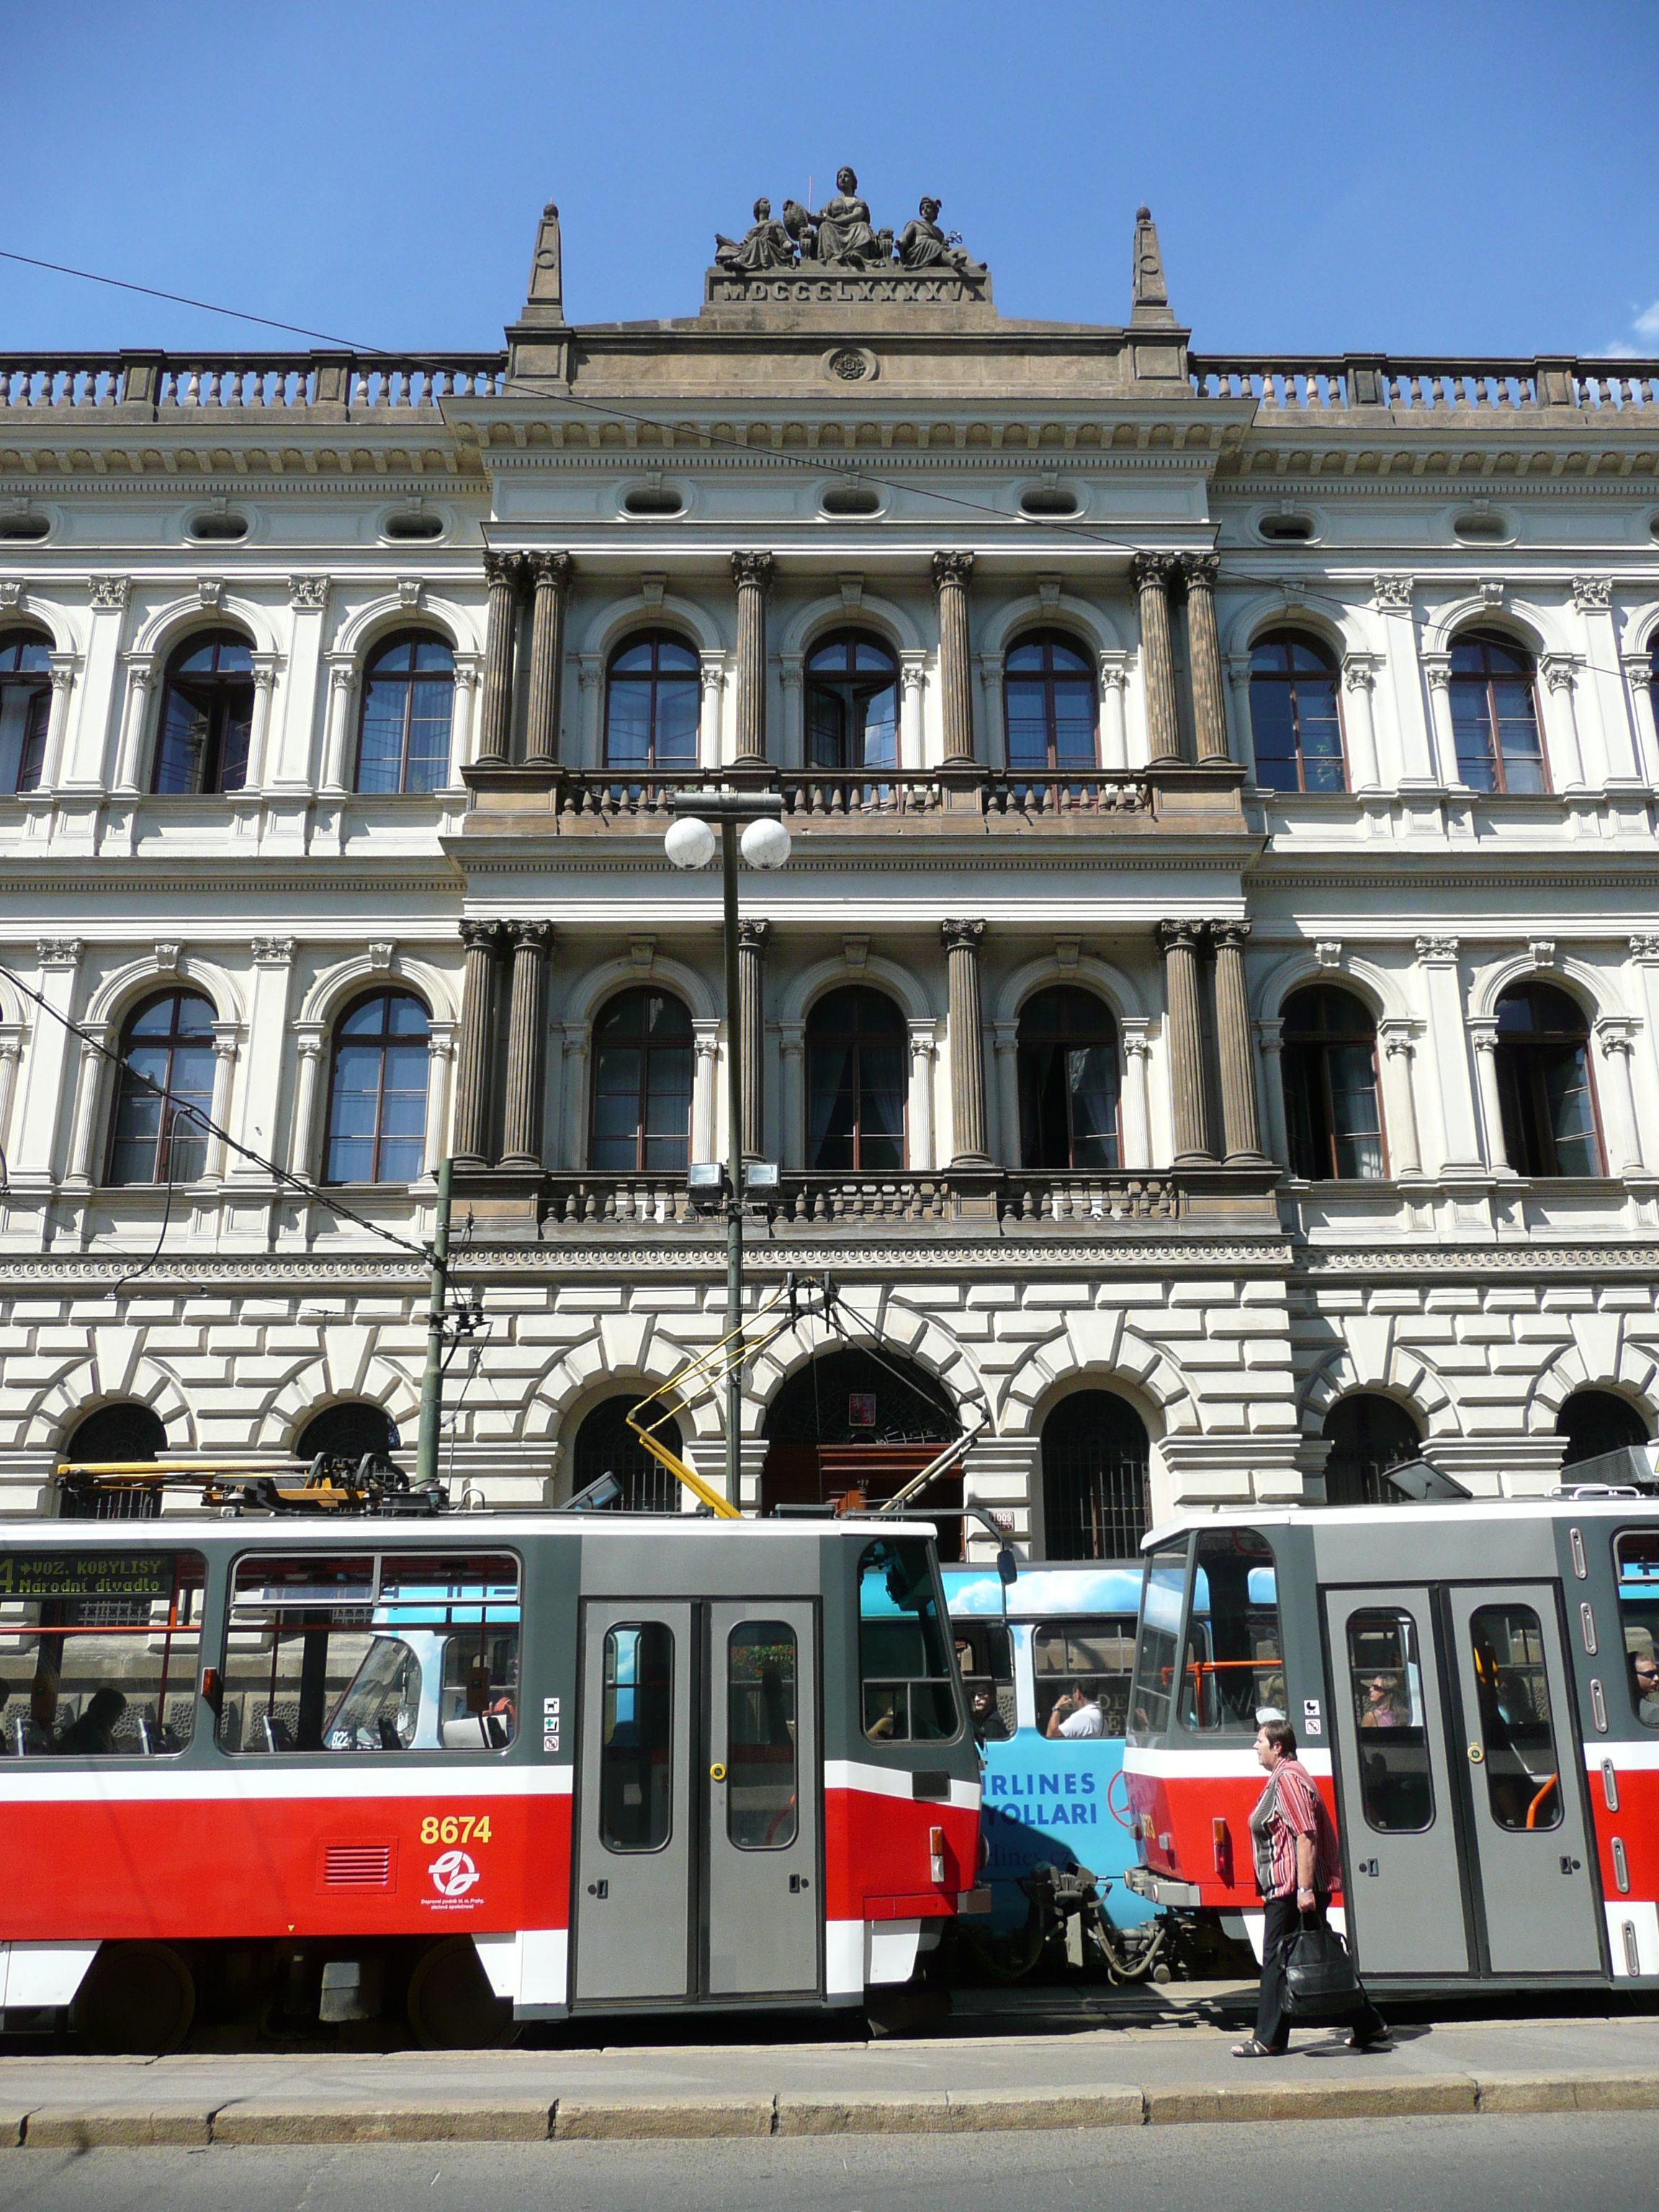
[{"left": 426, "top": 1848, "right": 482, "bottom": 1910}]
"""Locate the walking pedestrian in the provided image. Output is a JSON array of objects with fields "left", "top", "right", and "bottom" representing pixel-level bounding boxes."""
[{"left": 1233, "top": 1715, "right": 1388, "bottom": 2058}]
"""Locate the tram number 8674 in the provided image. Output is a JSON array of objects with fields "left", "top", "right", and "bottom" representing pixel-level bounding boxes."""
[{"left": 418, "top": 1813, "right": 493, "bottom": 1846}]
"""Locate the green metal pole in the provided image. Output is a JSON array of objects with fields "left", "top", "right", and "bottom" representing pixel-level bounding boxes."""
[
  {"left": 415, "top": 1155, "right": 452, "bottom": 1488},
  {"left": 723, "top": 819, "right": 743, "bottom": 1511}
]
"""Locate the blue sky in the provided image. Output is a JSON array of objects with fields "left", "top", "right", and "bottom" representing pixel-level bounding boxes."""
[{"left": 4, "top": 1, "right": 1655, "bottom": 361}]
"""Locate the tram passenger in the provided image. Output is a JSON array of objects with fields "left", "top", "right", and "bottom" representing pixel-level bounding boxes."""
[
  {"left": 54, "top": 1687, "right": 127, "bottom": 1756},
  {"left": 1628, "top": 1649, "right": 1659, "bottom": 1726},
  {"left": 1232, "top": 1716, "right": 1389, "bottom": 2060},
  {"left": 1045, "top": 1682, "right": 1104, "bottom": 1739},
  {"left": 1359, "top": 1671, "right": 1406, "bottom": 1729}
]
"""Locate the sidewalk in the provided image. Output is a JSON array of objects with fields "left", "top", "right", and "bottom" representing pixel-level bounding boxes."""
[{"left": 4, "top": 1991, "right": 1658, "bottom": 2144}]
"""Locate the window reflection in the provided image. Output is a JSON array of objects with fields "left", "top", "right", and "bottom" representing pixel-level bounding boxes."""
[
  {"left": 727, "top": 1622, "right": 799, "bottom": 1848},
  {"left": 1345, "top": 1609, "right": 1433, "bottom": 1833},
  {"left": 601, "top": 1622, "right": 674, "bottom": 1850}
]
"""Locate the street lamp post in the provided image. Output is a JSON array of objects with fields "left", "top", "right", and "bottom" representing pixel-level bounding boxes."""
[{"left": 665, "top": 790, "right": 790, "bottom": 1509}]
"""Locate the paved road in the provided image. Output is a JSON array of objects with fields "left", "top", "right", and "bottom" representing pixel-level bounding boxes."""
[{"left": 0, "top": 2113, "right": 1650, "bottom": 2211}]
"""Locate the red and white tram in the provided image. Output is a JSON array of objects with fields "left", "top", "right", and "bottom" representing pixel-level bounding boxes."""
[
  {"left": 0, "top": 1509, "right": 983, "bottom": 2046},
  {"left": 1123, "top": 1496, "right": 1659, "bottom": 1992}
]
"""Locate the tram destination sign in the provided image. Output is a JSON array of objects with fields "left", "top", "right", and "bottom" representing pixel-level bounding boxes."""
[{"left": 0, "top": 1552, "right": 175, "bottom": 1602}]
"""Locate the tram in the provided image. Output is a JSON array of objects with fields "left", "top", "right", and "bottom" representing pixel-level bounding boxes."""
[
  {"left": 0, "top": 1508, "right": 984, "bottom": 2048},
  {"left": 1122, "top": 1496, "right": 1659, "bottom": 1994}
]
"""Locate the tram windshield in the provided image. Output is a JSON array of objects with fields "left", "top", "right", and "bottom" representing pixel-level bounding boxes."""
[
  {"left": 858, "top": 1537, "right": 960, "bottom": 1743},
  {"left": 1182, "top": 1531, "right": 1282, "bottom": 1736},
  {"left": 0, "top": 1548, "right": 205, "bottom": 1758},
  {"left": 1614, "top": 1531, "right": 1659, "bottom": 1727}
]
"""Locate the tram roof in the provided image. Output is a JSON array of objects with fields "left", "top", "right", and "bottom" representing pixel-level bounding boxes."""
[{"left": 1143, "top": 1493, "right": 1659, "bottom": 1552}]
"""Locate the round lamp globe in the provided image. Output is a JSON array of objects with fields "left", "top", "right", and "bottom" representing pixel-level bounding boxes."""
[
  {"left": 740, "top": 816, "right": 792, "bottom": 871},
  {"left": 664, "top": 816, "right": 717, "bottom": 871}
]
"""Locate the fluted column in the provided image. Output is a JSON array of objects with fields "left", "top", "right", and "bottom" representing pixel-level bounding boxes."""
[
  {"left": 244, "top": 660, "right": 277, "bottom": 791},
  {"left": 1211, "top": 920, "right": 1265, "bottom": 1163},
  {"left": 1541, "top": 657, "right": 1588, "bottom": 790},
  {"left": 1377, "top": 1021, "right": 1423, "bottom": 1178},
  {"left": 932, "top": 552, "right": 976, "bottom": 763},
  {"left": 1256, "top": 1017, "right": 1290, "bottom": 1169},
  {"left": 501, "top": 920, "right": 554, "bottom": 1166},
  {"left": 1596, "top": 1022, "right": 1646, "bottom": 1174},
  {"left": 476, "top": 554, "right": 524, "bottom": 765},
  {"left": 113, "top": 659, "right": 156, "bottom": 793},
  {"left": 320, "top": 660, "right": 355, "bottom": 793},
  {"left": 1182, "top": 554, "right": 1230, "bottom": 763},
  {"left": 453, "top": 920, "right": 505, "bottom": 1166},
  {"left": 1341, "top": 657, "right": 1382, "bottom": 790},
  {"left": 1226, "top": 653, "right": 1256, "bottom": 782},
  {"left": 66, "top": 1035, "right": 107, "bottom": 1183},
  {"left": 1133, "top": 554, "right": 1182, "bottom": 765},
  {"left": 731, "top": 552, "right": 774, "bottom": 764},
  {"left": 943, "top": 918, "right": 988, "bottom": 1162},
  {"left": 523, "top": 552, "right": 572, "bottom": 764},
  {"left": 1157, "top": 920, "right": 1212, "bottom": 1164},
  {"left": 288, "top": 1028, "right": 325, "bottom": 1175},
  {"left": 39, "top": 662, "right": 76, "bottom": 791},
  {"left": 737, "top": 917, "right": 768, "bottom": 1157},
  {"left": 1470, "top": 1019, "right": 1514, "bottom": 1174}
]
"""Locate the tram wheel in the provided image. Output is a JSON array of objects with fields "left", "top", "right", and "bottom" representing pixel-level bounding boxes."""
[
  {"left": 405, "top": 1938, "right": 516, "bottom": 2049},
  {"left": 73, "top": 1941, "right": 195, "bottom": 2054}
]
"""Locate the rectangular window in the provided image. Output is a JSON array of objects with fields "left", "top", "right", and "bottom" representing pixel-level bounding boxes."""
[
  {"left": 953, "top": 1620, "right": 1015, "bottom": 1743},
  {"left": 217, "top": 1552, "right": 519, "bottom": 1755},
  {"left": 1614, "top": 1531, "right": 1659, "bottom": 1728},
  {"left": 1033, "top": 1616, "right": 1137, "bottom": 1738},
  {"left": 1344, "top": 1609, "right": 1433, "bottom": 1833},
  {"left": 1468, "top": 1602, "right": 1561, "bottom": 1831},
  {"left": 601, "top": 1622, "right": 674, "bottom": 1851},
  {"left": 0, "top": 1549, "right": 205, "bottom": 1757},
  {"left": 858, "top": 1537, "right": 959, "bottom": 1743},
  {"left": 727, "top": 1621, "right": 799, "bottom": 1848},
  {"left": 1180, "top": 1530, "right": 1282, "bottom": 1736},
  {"left": 1127, "top": 1544, "right": 1187, "bottom": 1743}
]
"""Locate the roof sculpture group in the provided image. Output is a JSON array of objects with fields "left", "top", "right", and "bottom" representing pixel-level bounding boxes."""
[{"left": 714, "top": 167, "right": 987, "bottom": 281}]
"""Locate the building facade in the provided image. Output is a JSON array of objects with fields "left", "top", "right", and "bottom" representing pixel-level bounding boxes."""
[{"left": 2, "top": 190, "right": 1659, "bottom": 1551}]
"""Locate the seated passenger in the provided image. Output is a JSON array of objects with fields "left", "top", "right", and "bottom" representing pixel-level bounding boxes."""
[
  {"left": 1628, "top": 1649, "right": 1659, "bottom": 1726},
  {"left": 1046, "top": 1682, "right": 1105, "bottom": 1739},
  {"left": 55, "top": 1687, "right": 127, "bottom": 1755},
  {"left": 1359, "top": 1671, "right": 1406, "bottom": 1728}
]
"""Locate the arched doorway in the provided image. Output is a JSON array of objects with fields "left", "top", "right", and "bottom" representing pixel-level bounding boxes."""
[
  {"left": 1040, "top": 1392, "right": 1149, "bottom": 1560},
  {"left": 1321, "top": 1394, "right": 1422, "bottom": 1506},
  {"left": 1556, "top": 1389, "right": 1649, "bottom": 1470},
  {"left": 297, "top": 1402, "right": 400, "bottom": 1465},
  {"left": 571, "top": 1395, "right": 684, "bottom": 1512},
  {"left": 61, "top": 1403, "right": 167, "bottom": 1521},
  {"left": 760, "top": 1348, "right": 962, "bottom": 1555}
]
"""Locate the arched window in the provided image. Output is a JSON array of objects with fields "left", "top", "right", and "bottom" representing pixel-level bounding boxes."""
[
  {"left": 1004, "top": 631, "right": 1097, "bottom": 772},
  {"left": 572, "top": 1395, "right": 683, "bottom": 1512},
  {"left": 152, "top": 630, "right": 255, "bottom": 794},
  {"left": 0, "top": 631, "right": 51, "bottom": 794},
  {"left": 1449, "top": 631, "right": 1545, "bottom": 793},
  {"left": 1017, "top": 986, "right": 1120, "bottom": 1169},
  {"left": 806, "top": 631, "right": 898, "bottom": 772},
  {"left": 1556, "top": 1389, "right": 1649, "bottom": 1471},
  {"left": 107, "top": 991, "right": 217, "bottom": 1186},
  {"left": 1041, "top": 1391, "right": 1150, "bottom": 1560},
  {"left": 354, "top": 631, "right": 454, "bottom": 794},
  {"left": 806, "top": 986, "right": 905, "bottom": 1170},
  {"left": 1249, "top": 632, "right": 1344, "bottom": 792},
  {"left": 323, "top": 990, "right": 431, "bottom": 1184},
  {"left": 1494, "top": 983, "right": 1600, "bottom": 1177},
  {"left": 297, "top": 1402, "right": 400, "bottom": 1463},
  {"left": 1322, "top": 1394, "right": 1422, "bottom": 1506},
  {"left": 590, "top": 988, "right": 693, "bottom": 1172},
  {"left": 61, "top": 1403, "right": 166, "bottom": 1521},
  {"left": 1282, "top": 986, "right": 1384, "bottom": 1181},
  {"left": 604, "top": 633, "right": 700, "bottom": 773}
]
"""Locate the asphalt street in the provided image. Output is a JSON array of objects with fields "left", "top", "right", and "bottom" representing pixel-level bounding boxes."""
[{"left": 0, "top": 2115, "right": 1649, "bottom": 2212}]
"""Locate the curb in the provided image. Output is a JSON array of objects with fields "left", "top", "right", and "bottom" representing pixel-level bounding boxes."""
[{"left": 7, "top": 2072, "right": 1659, "bottom": 2145}]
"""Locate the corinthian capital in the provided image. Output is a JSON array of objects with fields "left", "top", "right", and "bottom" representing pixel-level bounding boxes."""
[
  {"left": 1209, "top": 918, "right": 1251, "bottom": 953},
  {"left": 730, "top": 550, "right": 775, "bottom": 595},
  {"left": 737, "top": 918, "right": 770, "bottom": 953},
  {"left": 1180, "top": 552, "right": 1220, "bottom": 590},
  {"left": 460, "top": 919, "right": 505, "bottom": 954},
  {"left": 483, "top": 551, "right": 526, "bottom": 593},
  {"left": 506, "top": 919, "right": 554, "bottom": 953},
  {"left": 1132, "top": 552, "right": 1177, "bottom": 594},
  {"left": 941, "top": 917, "right": 985, "bottom": 955},
  {"left": 1156, "top": 918, "right": 1204, "bottom": 958},
  {"left": 931, "top": 550, "right": 975, "bottom": 593},
  {"left": 529, "top": 550, "right": 574, "bottom": 591}
]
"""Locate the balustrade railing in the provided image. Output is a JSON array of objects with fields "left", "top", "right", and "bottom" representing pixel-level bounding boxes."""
[
  {"left": 0, "top": 351, "right": 507, "bottom": 415},
  {"left": 532, "top": 1167, "right": 1185, "bottom": 1230},
  {"left": 984, "top": 771, "right": 1147, "bottom": 817},
  {"left": 538, "top": 768, "right": 1148, "bottom": 824},
  {"left": 998, "top": 1172, "right": 1178, "bottom": 1224},
  {"left": 1190, "top": 354, "right": 1659, "bottom": 415}
]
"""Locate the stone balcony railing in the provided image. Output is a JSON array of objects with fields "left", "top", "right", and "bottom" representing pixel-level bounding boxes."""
[
  {"left": 1190, "top": 352, "right": 1659, "bottom": 415},
  {"left": 0, "top": 350, "right": 508, "bottom": 417}
]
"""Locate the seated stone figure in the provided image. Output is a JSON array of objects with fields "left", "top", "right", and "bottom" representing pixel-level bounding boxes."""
[
  {"left": 809, "top": 168, "right": 884, "bottom": 267},
  {"left": 714, "top": 197, "right": 796, "bottom": 273},
  {"left": 896, "top": 197, "right": 985, "bottom": 278}
]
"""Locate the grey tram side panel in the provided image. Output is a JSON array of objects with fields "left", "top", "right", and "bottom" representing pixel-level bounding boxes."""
[
  {"left": 705, "top": 1597, "right": 821, "bottom": 1997},
  {"left": 1321, "top": 1584, "right": 1472, "bottom": 1977}
]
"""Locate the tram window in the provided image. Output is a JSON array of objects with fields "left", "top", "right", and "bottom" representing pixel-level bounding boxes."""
[
  {"left": 858, "top": 1537, "right": 961, "bottom": 1744},
  {"left": 727, "top": 1622, "right": 799, "bottom": 1848},
  {"left": 1344, "top": 1609, "right": 1434, "bottom": 1833},
  {"left": 1181, "top": 1531, "right": 1282, "bottom": 1736},
  {"left": 0, "top": 1549, "right": 204, "bottom": 1758},
  {"left": 953, "top": 1622, "right": 1015, "bottom": 1743},
  {"left": 1468, "top": 1603, "right": 1562, "bottom": 1831},
  {"left": 218, "top": 1552, "right": 519, "bottom": 1755},
  {"left": 1128, "top": 1545, "right": 1187, "bottom": 1743},
  {"left": 601, "top": 1623, "right": 673, "bottom": 1851},
  {"left": 1613, "top": 1532, "right": 1659, "bottom": 1727},
  {"left": 1033, "top": 1617, "right": 1136, "bottom": 1738}
]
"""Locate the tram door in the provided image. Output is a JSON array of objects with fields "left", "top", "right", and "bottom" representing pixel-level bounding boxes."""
[
  {"left": 573, "top": 1600, "right": 822, "bottom": 2005},
  {"left": 1444, "top": 1585, "right": 1602, "bottom": 1976},
  {"left": 1325, "top": 1589, "right": 1470, "bottom": 1975}
]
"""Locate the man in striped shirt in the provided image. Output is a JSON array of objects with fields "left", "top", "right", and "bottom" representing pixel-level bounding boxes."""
[{"left": 1234, "top": 1716, "right": 1389, "bottom": 2057}]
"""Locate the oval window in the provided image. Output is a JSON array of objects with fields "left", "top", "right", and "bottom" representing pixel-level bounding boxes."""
[
  {"left": 1258, "top": 513, "right": 1315, "bottom": 543},
  {"left": 1453, "top": 512, "right": 1509, "bottom": 544},
  {"left": 188, "top": 513, "right": 250, "bottom": 543},
  {"left": 0, "top": 513, "right": 49, "bottom": 542},
  {"left": 382, "top": 511, "right": 444, "bottom": 542},
  {"left": 821, "top": 484, "right": 881, "bottom": 517},
  {"left": 622, "top": 487, "right": 685, "bottom": 517},
  {"left": 1020, "top": 486, "right": 1080, "bottom": 518}
]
